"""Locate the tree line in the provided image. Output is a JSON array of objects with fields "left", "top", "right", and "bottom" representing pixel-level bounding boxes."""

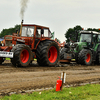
[
  {"left": 65, "top": 25, "right": 100, "bottom": 42},
  {"left": 0, "top": 24, "right": 100, "bottom": 43},
  {"left": 0, "top": 25, "right": 20, "bottom": 38}
]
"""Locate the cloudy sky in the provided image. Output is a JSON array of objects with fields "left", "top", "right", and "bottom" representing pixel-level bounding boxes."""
[{"left": 0, "top": 0, "right": 100, "bottom": 42}]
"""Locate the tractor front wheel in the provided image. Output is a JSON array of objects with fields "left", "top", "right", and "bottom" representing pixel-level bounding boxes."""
[
  {"left": 78, "top": 49, "right": 92, "bottom": 65},
  {"left": 11, "top": 44, "right": 32, "bottom": 67}
]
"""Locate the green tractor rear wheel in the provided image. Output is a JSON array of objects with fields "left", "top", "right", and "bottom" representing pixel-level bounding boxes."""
[
  {"left": 78, "top": 49, "right": 92, "bottom": 65},
  {"left": 95, "top": 52, "right": 100, "bottom": 64}
]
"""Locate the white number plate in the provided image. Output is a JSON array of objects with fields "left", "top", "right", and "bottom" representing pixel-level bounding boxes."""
[{"left": 0, "top": 51, "right": 13, "bottom": 58}]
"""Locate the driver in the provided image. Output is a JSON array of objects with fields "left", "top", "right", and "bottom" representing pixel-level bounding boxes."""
[{"left": 36, "top": 30, "right": 41, "bottom": 38}]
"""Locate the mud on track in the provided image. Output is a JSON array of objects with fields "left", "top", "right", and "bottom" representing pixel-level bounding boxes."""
[{"left": 0, "top": 60, "right": 100, "bottom": 96}]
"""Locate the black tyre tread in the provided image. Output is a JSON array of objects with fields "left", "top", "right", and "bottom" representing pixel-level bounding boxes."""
[
  {"left": 36, "top": 40, "right": 59, "bottom": 66},
  {"left": 11, "top": 44, "right": 20, "bottom": 66},
  {"left": 11, "top": 44, "right": 32, "bottom": 67},
  {"left": 36, "top": 41, "right": 52, "bottom": 65},
  {"left": 96, "top": 52, "right": 100, "bottom": 64},
  {"left": 78, "top": 49, "right": 92, "bottom": 65}
]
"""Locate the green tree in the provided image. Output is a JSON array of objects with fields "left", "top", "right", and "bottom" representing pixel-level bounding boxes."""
[
  {"left": 65, "top": 25, "right": 83, "bottom": 42},
  {"left": 57, "top": 38, "right": 61, "bottom": 43},
  {"left": 87, "top": 28, "right": 100, "bottom": 32},
  {"left": 0, "top": 25, "right": 20, "bottom": 38}
]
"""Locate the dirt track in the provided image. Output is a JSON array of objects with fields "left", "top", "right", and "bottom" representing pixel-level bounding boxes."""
[{"left": 0, "top": 60, "right": 100, "bottom": 95}]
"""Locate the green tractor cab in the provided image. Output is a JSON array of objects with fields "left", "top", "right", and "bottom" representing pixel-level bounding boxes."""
[{"left": 60, "top": 31, "right": 100, "bottom": 65}]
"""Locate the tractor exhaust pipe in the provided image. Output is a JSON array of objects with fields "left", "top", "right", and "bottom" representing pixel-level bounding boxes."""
[{"left": 19, "top": 20, "right": 24, "bottom": 36}]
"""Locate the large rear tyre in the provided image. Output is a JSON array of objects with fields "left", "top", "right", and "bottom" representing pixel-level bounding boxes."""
[
  {"left": 95, "top": 52, "right": 100, "bottom": 64},
  {"left": 36, "top": 40, "right": 59, "bottom": 66},
  {"left": 11, "top": 44, "right": 32, "bottom": 67},
  {"left": 78, "top": 49, "right": 92, "bottom": 65}
]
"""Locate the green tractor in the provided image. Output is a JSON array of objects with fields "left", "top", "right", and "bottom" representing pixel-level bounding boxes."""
[{"left": 60, "top": 31, "right": 100, "bottom": 65}]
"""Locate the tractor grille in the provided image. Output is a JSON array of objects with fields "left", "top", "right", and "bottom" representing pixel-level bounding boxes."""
[
  {"left": 5, "top": 36, "right": 12, "bottom": 39},
  {"left": 5, "top": 36, "right": 12, "bottom": 46},
  {"left": 5, "top": 40, "right": 12, "bottom": 46}
]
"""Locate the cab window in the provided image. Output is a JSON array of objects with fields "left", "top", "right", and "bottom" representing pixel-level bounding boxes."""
[
  {"left": 22, "top": 26, "right": 34, "bottom": 37},
  {"left": 97, "top": 35, "right": 100, "bottom": 42}
]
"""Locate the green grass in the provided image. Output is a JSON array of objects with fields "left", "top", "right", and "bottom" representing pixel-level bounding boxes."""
[{"left": 1, "top": 84, "right": 100, "bottom": 100}]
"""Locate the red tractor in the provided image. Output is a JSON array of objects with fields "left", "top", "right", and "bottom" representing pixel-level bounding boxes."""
[{"left": 0, "top": 21, "right": 59, "bottom": 67}]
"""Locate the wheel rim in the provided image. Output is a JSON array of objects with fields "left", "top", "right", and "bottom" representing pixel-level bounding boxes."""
[
  {"left": 86, "top": 53, "right": 91, "bottom": 63},
  {"left": 48, "top": 46, "right": 57, "bottom": 63},
  {"left": 20, "top": 49, "right": 29, "bottom": 63}
]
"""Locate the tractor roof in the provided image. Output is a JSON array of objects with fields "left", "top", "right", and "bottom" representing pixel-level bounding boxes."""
[
  {"left": 80, "top": 30, "right": 100, "bottom": 34},
  {"left": 22, "top": 24, "right": 50, "bottom": 30}
]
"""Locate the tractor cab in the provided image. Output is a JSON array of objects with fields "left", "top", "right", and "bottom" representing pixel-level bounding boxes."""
[
  {"left": 21, "top": 24, "right": 52, "bottom": 38},
  {"left": 21, "top": 26, "right": 35, "bottom": 37},
  {"left": 80, "top": 32, "right": 92, "bottom": 43},
  {"left": 20, "top": 24, "right": 52, "bottom": 50},
  {"left": 97, "top": 34, "right": 100, "bottom": 43},
  {"left": 79, "top": 31, "right": 100, "bottom": 49}
]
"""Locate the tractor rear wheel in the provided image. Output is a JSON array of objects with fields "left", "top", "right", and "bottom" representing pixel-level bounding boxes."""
[
  {"left": 78, "top": 49, "right": 92, "bottom": 65},
  {"left": 95, "top": 52, "right": 100, "bottom": 64},
  {"left": 36, "top": 40, "right": 59, "bottom": 66},
  {"left": 11, "top": 44, "right": 32, "bottom": 67}
]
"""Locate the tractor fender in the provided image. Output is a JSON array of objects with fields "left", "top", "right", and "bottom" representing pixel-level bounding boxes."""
[{"left": 97, "top": 44, "right": 100, "bottom": 52}]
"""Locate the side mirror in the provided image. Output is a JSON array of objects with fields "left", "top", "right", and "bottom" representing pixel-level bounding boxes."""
[{"left": 41, "top": 29, "right": 44, "bottom": 34}]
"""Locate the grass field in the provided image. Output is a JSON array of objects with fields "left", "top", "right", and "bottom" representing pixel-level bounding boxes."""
[{"left": 0, "top": 84, "right": 100, "bottom": 100}]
